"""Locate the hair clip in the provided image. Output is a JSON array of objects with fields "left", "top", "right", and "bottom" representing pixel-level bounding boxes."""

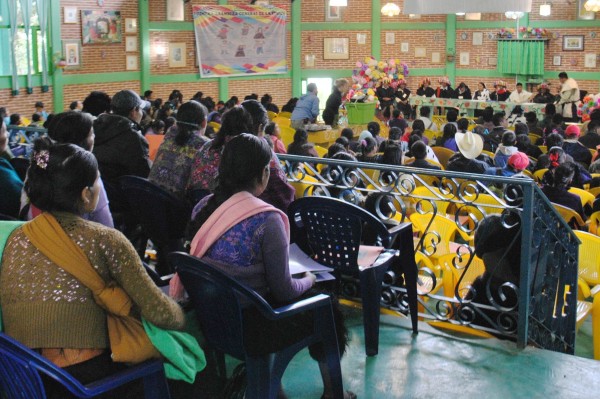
[{"left": 34, "top": 150, "right": 49, "bottom": 170}]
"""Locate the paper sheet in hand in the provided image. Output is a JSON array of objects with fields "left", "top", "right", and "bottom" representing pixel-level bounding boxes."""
[{"left": 289, "top": 243, "right": 334, "bottom": 275}]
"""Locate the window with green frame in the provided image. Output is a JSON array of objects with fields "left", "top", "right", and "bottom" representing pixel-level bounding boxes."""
[{"left": 0, "top": 0, "right": 41, "bottom": 77}]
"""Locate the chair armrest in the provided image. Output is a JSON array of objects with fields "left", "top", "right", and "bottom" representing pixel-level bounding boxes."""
[
  {"left": 386, "top": 222, "right": 413, "bottom": 246},
  {"left": 269, "top": 294, "right": 332, "bottom": 319},
  {"left": 579, "top": 278, "right": 592, "bottom": 300},
  {"left": 83, "top": 360, "right": 165, "bottom": 393}
]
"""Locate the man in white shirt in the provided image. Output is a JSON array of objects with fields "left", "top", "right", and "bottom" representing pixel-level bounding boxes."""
[
  {"left": 508, "top": 83, "right": 532, "bottom": 104},
  {"left": 416, "top": 106, "right": 438, "bottom": 131},
  {"left": 556, "top": 72, "right": 580, "bottom": 122}
]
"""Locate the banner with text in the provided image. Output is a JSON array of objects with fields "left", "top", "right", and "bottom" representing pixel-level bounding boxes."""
[{"left": 193, "top": 5, "right": 287, "bottom": 78}]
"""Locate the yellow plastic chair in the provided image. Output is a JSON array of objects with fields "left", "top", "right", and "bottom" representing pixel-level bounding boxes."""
[
  {"left": 289, "top": 175, "right": 319, "bottom": 199},
  {"left": 273, "top": 116, "right": 291, "bottom": 128},
  {"left": 591, "top": 148, "right": 598, "bottom": 159},
  {"left": 208, "top": 121, "right": 220, "bottom": 133},
  {"left": 521, "top": 169, "right": 534, "bottom": 179},
  {"left": 538, "top": 145, "right": 547, "bottom": 154},
  {"left": 410, "top": 213, "right": 472, "bottom": 262},
  {"left": 533, "top": 168, "right": 548, "bottom": 183},
  {"left": 569, "top": 187, "right": 595, "bottom": 210},
  {"left": 431, "top": 147, "right": 456, "bottom": 169},
  {"left": 528, "top": 133, "right": 542, "bottom": 143},
  {"left": 415, "top": 250, "right": 444, "bottom": 297},
  {"left": 314, "top": 145, "right": 327, "bottom": 158},
  {"left": 280, "top": 126, "right": 295, "bottom": 147},
  {"left": 481, "top": 150, "right": 495, "bottom": 158},
  {"left": 423, "top": 129, "right": 441, "bottom": 144},
  {"left": 432, "top": 115, "right": 447, "bottom": 129},
  {"left": 588, "top": 211, "right": 600, "bottom": 235},
  {"left": 278, "top": 111, "right": 292, "bottom": 119},
  {"left": 588, "top": 187, "right": 600, "bottom": 198},
  {"left": 461, "top": 193, "right": 505, "bottom": 216},
  {"left": 573, "top": 230, "right": 600, "bottom": 359},
  {"left": 552, "top": 203, "right": 587, "bottom": 229},
  {"left": 437, "top": 253, "right": 486, "bottom": 300},
  {"left": 413, "top": 172, "right": 441, "bottom": 188},
  {"left": 410, "top": 186, "right": 452, "bottom": 215},
  {"left": 267, "top": 110, "right": 278, "bottom": 121}
]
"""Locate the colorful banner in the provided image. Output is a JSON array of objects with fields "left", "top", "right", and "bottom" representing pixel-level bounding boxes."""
[{"left": 192, "top": 5, "right": 287, "bottom": 78}]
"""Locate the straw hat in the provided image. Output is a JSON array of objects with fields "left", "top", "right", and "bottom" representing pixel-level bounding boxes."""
[{"left": 455, "top": 131, "right": 484, "bottom": 159}]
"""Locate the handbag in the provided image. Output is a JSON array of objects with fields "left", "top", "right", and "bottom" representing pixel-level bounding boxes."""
[{"left": 22, "top": 213, "right": 160, "bottom": 363}]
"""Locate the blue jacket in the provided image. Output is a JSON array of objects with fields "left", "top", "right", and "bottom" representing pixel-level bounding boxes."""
[{"left": 290, "top": 92, "right": 320, "bottom": 122}]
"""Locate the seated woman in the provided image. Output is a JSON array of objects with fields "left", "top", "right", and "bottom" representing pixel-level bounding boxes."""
[
  {"left": 287, "top": 128, "right": 319, "bottom": 157},
  {"left": 181, "top": 134, "right": 353, "bottom": 399},
  {"left": 0, "top": 118, "right": 23, "bottom": 218},
  {"left": 356, "top": 137, "right": 381, "bottom": 163},
  {"left": 541, "top": 162, "right": 586, "bottom": 222},
  {"left": 438, "top": 123, "right": 458, "bottom": 152},
  {"left": 264, "top": 121, "right": 287, "bottom": 154},
  {"left": 149, "top": 101, "right": 209, "bottom": 199},
  {"left": 25, "top": 111, "right": 114, "bottom": 227},
  {"left": 1, "top": 138, "right": 185, "bottom": 397}
]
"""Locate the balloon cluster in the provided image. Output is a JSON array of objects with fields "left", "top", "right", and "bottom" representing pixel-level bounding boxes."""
[
  {"left": 577, "top": 95, "right": 600, "bottom": 122},
  {"left": 518, "top": 27, "right": 549, "bottom": 38},
  {"left": 348, "top": 56, "right": 409, "bottom": 102}
]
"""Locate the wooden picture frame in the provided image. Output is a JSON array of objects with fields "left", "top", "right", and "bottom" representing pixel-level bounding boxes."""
[
  {"left": 64, "top": 7, "right": 78, "bottom": 24},
  {"left": 563, "top": 35, "right": 584, "bottom": 51},
  {"left": 553, "top": 55, "right": 562, "bottom": 66},
  {"left": 325, "top": 5, "right": 342, "bottom": 21},
  {"left": 168, "top": 42, "right": 187, "bottom": 67},
  {"left": 577, "top": 0, "right": 596, "bottom": 20},
  {"left": 81, "top": 10, "right": 122, "bottom": 44},
  {"left": 63, "top": 39, "right": 82, "bottom": 69},
  {"left": 125, "top": 18, "right": 137, "bottom": 33},
  {"left": 323, "top": 38, "right": 349, "bottom": 60}
]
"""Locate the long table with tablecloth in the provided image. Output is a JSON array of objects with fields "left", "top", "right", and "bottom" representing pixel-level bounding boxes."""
[{"left": 409, "top": 96, "right": 547, "bottom": 118}]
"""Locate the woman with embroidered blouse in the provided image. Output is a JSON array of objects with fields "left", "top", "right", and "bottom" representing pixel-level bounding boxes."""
[
  {"left": 0, "top": 138, "right": 184, "bottom": 397},
  {"left": 149, "top": 100, "right": 209, "bottom": 199}
]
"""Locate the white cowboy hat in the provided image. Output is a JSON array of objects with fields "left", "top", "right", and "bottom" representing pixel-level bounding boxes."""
[{"left": 455, "top": 131, "right": 484, "bottom": 160}]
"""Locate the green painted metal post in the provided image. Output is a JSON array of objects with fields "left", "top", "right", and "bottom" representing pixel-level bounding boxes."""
[
  {"left": 50, "top": 1, "right": 63, "bottom": 112},
  {"left": 291, "top": 0, "right": 302, "bottom": 98},
  {"left": 140, "top": 0, "right": 150, "bottom": 93},
  {"left": 446, "top": 15, "right": 456, "bottom": 85},
  {"left": 371, "top": 0, "right": 381, "bottom": 60},
  {"left": 217, "top": 0, "right": 229, "bottom": 100}
]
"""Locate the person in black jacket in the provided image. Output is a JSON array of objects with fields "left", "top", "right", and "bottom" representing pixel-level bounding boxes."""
[
  {"left": 580, "top": 120, "right": 600, "bottom": 149},
  {"left": 448, "top": 130, "right": 494, "bottom": 174},
  {"left": 322, "top": 79, "right": 349, "bottom": 127},
  {"left": 92, "top": 89, "right": 152, "bottom": 186},
  {"left": 416, "top": 78, "right": 435, "bottom": 97}
]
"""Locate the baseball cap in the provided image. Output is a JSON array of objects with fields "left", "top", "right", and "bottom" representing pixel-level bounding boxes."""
[
  {"left": 508, "top": 152, "right": 529, "bottom": 171},
  {"left": 565, "top": 124, "right": 580, "bottom": 138},
  {"left": 111, "top": 90, "right": 151, "bottom": 113}
]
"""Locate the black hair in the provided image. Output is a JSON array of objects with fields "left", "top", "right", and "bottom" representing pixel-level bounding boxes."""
[
  {"left": 82, "top": 91, "right": 111, "bottom": 117},
  {"left": 446, "top": 109, "right": 458, "bottom": 122},
  {"left": 174, "top": 101, "right": 207, "bottom": 146},
  {"left": 191, "top": 134, "right": 272, "bottom": 233},
  {"left": 558, "top": 72, "right": 568, "bottom": 79},
  {"left": 32, "top": 113, "right": 41, "bottom": 122},
  {"left": 482, "top": 107, "right": 494, "bottom": 122},
  {"left": 367, "top": 121, "right": 381, "bottom": 137},
  {"left": 516, "top": 82, "right": 523, "bottom": 87},
  {"left": 149, "top": 119, "right": 165, "bottom": 135},
  {"left": 382, "top": 141, "right": 402, "bottom": 166},
  {"left": 492, "top": 112, "right": 505, "bottom": 127},
  {"left": 551, "top": 162, "right": 575, "bottom": 189},
  {"left": 388, "top": 126, "right": 403, "bottom": 141},
  {"left": 200, "top": 97, "right": 215, "bottom": 112},
  {"left": 69, "top": 101, "right": 79, "bottom": 110},
  {"left": 359, "top": 136, "right": 377, "bottom": 154},
  {"left": 392, "top": 108, "right": 401, "bottom": 119},
  {"left": 264, "top": 121, "right": 277, "bottom": 136},
  {"left": 169, "top": 90, "right": 183, "bottom": 105},
  {"left": 261, "top": 94, "right": 272, "bottom": 105},
  {"left": 288, "top": 129, "right": 309, "bottom": 155},
  {"left": 501, "top": 131, "right": 517, "bottom": 146},
  {"left": 144, "top": 90, "right": 153, "bottom": 98},
  {"left": 327, "top": 143, "right": 346, "bottom": 158},
  {"left": 340, "top": 127, "right": 354, "bottom": 141},
  {"left": 545, "top": 132, "right": 564, "bottom": 148},
  {"left": 9, "top": 114, "right": 21, "bottom": 125},
  {"left": 192, "top": 91, "right": 203, "bottom": 101},
  {"left": 241, "top": 99, "right": 269, "bottom": 135},
  {"left": 332, "top": 151, "right": 357, "bottom": 162},
  {"left": 457, "top": 118, "right": 469, "bottom": 132},
  {"left": 590, "top": 108, "right": 600, "bottom": 122},
  {"left": 26, "top": 137, "right": 98, "bottom": 215},
  {"left": 0, "top": 107, "right": 7, "bottom": 119},
  {"left": 420, "top": 106, "right": 431, "bottom": 117},
  {"left": 474, "top": 214, "right": 521, "bottom": 259},
  {"left": 440, "top": 123, "right": 457, "bottom": 147},
  {"left": 545, "top": 103, "right": 556, "bottom": 116},
  {"left": 411, "top": 140, "right": 427, "bottom": 160},
  {"left": 412, "top": 119, "right": 425, "bottom": 132},
  {"left": 525, "top": 112, "right": 537, "bottom": 123},
  {"left": 164, "top": 117, "right": 177, "bottom": 133},
  {"left": 335, "top": 136, "right": 349, "bottom": 149},
  {"left": 514, "top": 122, "right": 529, "bottom": 136},
  {"left": 516, "top": 134, "right": 531, "bottom": 151},
  {"left": 211, "top": 106, "right": 253, "bottom": 151},
  {"left": 478, "top": 82, "right": 486, "bottom": 89},
  {"left": 47, "top": 111, "right": 94, "bottom": 151},
  {"left": 551, "top": 114, "right": 563, "bottom": 125},
  {"left": 408, "top": 134, "right": 422, "bottom": 151}
]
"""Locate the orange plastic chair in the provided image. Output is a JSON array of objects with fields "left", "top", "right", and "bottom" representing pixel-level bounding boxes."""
[
  {"left": 431, "top": 147, "right": 455, "bottom": 169},
  {"left": 146, "top": 134, "right": 165, "bottom": 162}
]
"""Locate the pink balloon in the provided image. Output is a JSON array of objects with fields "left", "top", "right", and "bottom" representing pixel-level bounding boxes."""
[{"left": 356, "top": 61, "right": 363, "bottom": 68}]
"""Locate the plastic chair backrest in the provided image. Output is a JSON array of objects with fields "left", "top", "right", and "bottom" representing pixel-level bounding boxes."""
[
  {"left": 423, "top": 129, "right": 440, "bottom": 143},
  {"left": 588, "top": 211, "right": 600, "bottom": 235},
  {"left": 533, "top": 168, "right": 548, "bottom": 183},
  {"left": 409, "top": 213, "right": 459, "bottom": 257},
  {"left": 274, "top": 117, "right": 291, "bottom": 128},
  {"left": 267, "top": 111, "right": 278, "bottom": 121},
  {"left": 528, "top": 133, "right": 542, "bottom": 143},
  {"left": 574, "top": 231, "right": 600, "bottom": 286},
  {"left": 170, "top": 252, "right": 269, "bottom": 359},
  {"left": 538, "top": 145, "right": 547, "bottom": 154},
  {"left": 314, "top": 145, "right": 327, "bottom": 157},
  {"left": 432, "top": 115, "right": 446, "bottom": 129},
  {"left": 552, "top": 202, "right": 586, "bottom": 229},
  {"left": 410, "top": 186, "right": 452, "bottom": 215},
  {"left": 208, "top": 121, "right": 221, "bottom": 132},
  {"left": 481, "top": 150, "right": 495, "bottom": 158},
  {"left": 521, "top": 169, "right": 534, "bottom": 179},
  {"left": 289, "top": 175, "right": 319, "bottom": 199},
  {"left": 146, "top": 134, "right": 165, "bottom": 162},
  {"left": 278, "top": 111, "right": 292, "bottom": 119},
  {"left": 288, "top": 197, "right": 391, "bottom": 275},
  {"left": 588, "top": 187, "right": 600, "bottom": 198},
  {"left": 279, "top": 126, "right": 295, "bottom": 147},
  {"left": 118, "top": 176, "right": 191, "bottom": 240},
  {"left": 569, "top": 187, "right": 595, "bottom": 209},
  {"left": 431, "top": 146, "right": 455, "bottom": 169},
  {"left": 437, "top": 253, "right": 486, "bottom": 299}
]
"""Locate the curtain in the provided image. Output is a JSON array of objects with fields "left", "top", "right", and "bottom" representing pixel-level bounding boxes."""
[
  {"left": 497, "top": 40, "right": 545, "bottom": 76},
  {"left": 20, "top": 0, "right": 33, "bottom": 94},
  {"left": 37, "top": 0, "right": 49, "bottom": 92},
  {"left": 7, "top": 0, "right": 18, "bottom": 95}
]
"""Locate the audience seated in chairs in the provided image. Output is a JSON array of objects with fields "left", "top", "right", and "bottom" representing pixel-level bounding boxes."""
[
  {"left": 494, "top": 131, "right": 519, "bottom": 169},
  {"left": 447, "top": 130, "right": 494, "bottom": 174},
  {"left": 149, "top": 101, "right": 209, "bottom": 201},
  {"left": 173, "top": 134, "right": 355, "bottom": 399},
  {"left": 0, "top": 138, "right": 185, "bottom": 398}
]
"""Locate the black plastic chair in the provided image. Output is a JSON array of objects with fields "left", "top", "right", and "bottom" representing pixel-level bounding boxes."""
[
  {"left": 288, "top": 196, "right": 418, "bottom": 356},
  {"left": 170, "top": 252, "right": 344, "bottom": 399},
  {"left": 0, "top": 332, "right": 170, "bottom": 398},
  {"left": 119, "top": 176, "right": 191, "bottom": 275}
]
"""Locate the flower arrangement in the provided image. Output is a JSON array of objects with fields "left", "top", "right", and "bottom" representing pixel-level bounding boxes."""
[
  {"left": 498, "top": 27, "right": 549, "bottom": 39},
  {"left": 578, "top": 95, "right": 600, "bottom": 122},
  {"left": 53, "top": 52, "right": 67, "bottom": 69},
  {"left": 348, "top": 56, "right": 409, "bottom": 102}
]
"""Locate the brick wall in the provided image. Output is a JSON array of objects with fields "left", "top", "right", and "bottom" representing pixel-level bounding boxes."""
[
  {"left": 61, "top": 81, "right": 141, "bottom": 111},
  {"left": 228, "top": 78, "right": 292, "bottom": 109},
  {"left": 149, "top": 82, "right": 219, "bottom": 104},
  {"left": 0, "top": 89, "right": 54, "bottom": 121}
]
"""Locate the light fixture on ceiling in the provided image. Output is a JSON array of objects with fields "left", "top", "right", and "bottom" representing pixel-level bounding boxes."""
[
  {"left": 505, "top": 11, "right": 524, "bottom": 19},
  {"left": 381, "top": 2, "right": 401, "bottom": 17},
  {"left": 465, "top": 13, "right": 481, "bottom": 20},
  {"left": 584, "top": 0, "right": 600, "bottom": 12},
  {"left": 540, "top": 3, "right": 551, "bottom": 16},
  {"left": 329, "top": 0, "right": 348, "bottom": 6},
  {"left": 456, "top": 12, "right": 466, "bottom": 16}
]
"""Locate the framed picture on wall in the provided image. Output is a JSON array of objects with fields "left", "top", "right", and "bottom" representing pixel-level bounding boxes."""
[
  {"left": 563, "top": 35, "right": 584, "bottom": 51},
  {"left": 81, "top": 10, "right": 122, "bottom": 44},
  {"left": 323, "top": 38, "right": 349, "bottom": 59},
  {"left": 553, "top": 55, "right": 562, "bottom": 66},
  {"left": 126, "top": 55, "right": 138, "bottom": 70},
  {"left": 125, "top": 36, "right": 137, "bottom": 52},
  {"left": 167, "top": 0, "right": 185, "bottom": 21},
  {"left": 64, "top": 7, "right": 78, "bottom": 24},
  {"left": 577, "top": 0, "right": 596, "bottom": 20},
  {"left": 325, "top": 5, "right": 342, "bottom": 21},
  {"left": 63, "top": 39, "right": 82, "bottom": 69},
  {"left": 125, "top": 18, "right": 137, "bottom": 33},
  {"left": 169, "top": 43, "right": 187, "bottom": 67}
]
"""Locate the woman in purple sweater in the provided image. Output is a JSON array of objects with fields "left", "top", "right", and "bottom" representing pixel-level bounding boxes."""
[{"left": 187, "top": 134, "right": 353, "bottom": 399}]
